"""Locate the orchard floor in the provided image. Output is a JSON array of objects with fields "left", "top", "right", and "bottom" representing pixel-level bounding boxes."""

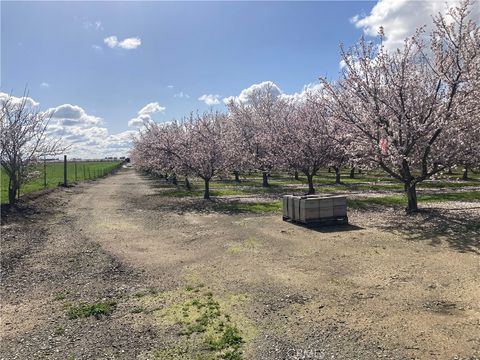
[{"left": 1, "top": 168, "right": 479, "bottom": 360}]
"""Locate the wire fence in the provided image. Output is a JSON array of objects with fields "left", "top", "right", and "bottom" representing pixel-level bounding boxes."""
[{"left": 1, "top": 157, "right": 126, "bottom": 204}]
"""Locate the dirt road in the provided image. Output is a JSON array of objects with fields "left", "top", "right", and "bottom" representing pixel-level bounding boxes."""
[{"left": 1, "top": 168, "right": 479, "bottom": 359}]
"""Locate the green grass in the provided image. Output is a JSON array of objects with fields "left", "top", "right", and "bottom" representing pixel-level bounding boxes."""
[
  {"left": 214, "top": 202, "right": 282, "bottom": 214},
  {"left": 65, "top": 300, "right": 117, "bottom": 319},
  {"left": 348, "top": 191, "right": 480, "bottom": 208},
  {"left": 150, "top": 168, "right": 479, "bottom": 201},
  {"left": 1, "top": 160, "right": 123, "bottom": 204}
]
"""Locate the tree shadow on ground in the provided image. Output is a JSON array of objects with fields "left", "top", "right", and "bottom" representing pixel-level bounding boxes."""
[{"left": 378, "top": 206, "right": 480, "bottom": 255}]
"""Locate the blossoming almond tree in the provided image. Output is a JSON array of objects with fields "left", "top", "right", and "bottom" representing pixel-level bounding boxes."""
[
  {"left": 225, "top": 82, "right": 287, "bottom": 187},
  {"left": 320, "top": 0, "right": 479, "bottom": 212},
  {"left": 275, "top": 91, "right": 330, "bottom": 194},
  {"left": 180, "top": 110, "right": 235, "bottom": 199},
  {"left": 1, "top": 92, "right": 64, "bottom": 206}
]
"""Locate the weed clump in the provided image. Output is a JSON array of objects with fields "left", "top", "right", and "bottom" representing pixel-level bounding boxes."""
[{"left": 65, "top": 300, "right": 117, "bottom": 319}]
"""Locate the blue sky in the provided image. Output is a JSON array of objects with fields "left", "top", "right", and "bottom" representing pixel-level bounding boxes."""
[{"left": 2, "top": 1, "right": 458, "bottom": 157}]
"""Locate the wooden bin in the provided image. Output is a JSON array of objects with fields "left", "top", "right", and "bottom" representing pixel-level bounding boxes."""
[{"left": 283, "top": 195, "right": 348, "bottom": 225}]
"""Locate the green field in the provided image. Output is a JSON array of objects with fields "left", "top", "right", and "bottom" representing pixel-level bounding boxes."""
[{"left": 1, "top": 160, "right": 123, "bottom": 204}]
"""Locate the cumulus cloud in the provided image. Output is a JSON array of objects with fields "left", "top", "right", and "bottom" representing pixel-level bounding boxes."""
[
  {"left": 280, "top": 83, "right": 323, "bottom": 104},
  {"left": 128, "top": 114, "right": 154, "bottom": 127},
  {"left": 0, "top": 92, "right": 40, "bottom": 108},
  {"left": 1, "top": 92, "right": 134, "bottom": 158},
  {"left": 138, "top": 102, "right": 165, "bottom": 115},
  {"left": 104, "top": 36, "right": 142, "bottom": 49},
  {"left": 223, "top": 81, "right": 282, "bottom": 105},
  {"left": 174, "top": 91, "right": 190, "bottom": 99},
  {"left": 46, "top": 104, "right": 103, "bottom": 127},
  {"left": 223, "top": 81, "right": 323, "bottom": 106},
  {"left": 351, "top": 0, "right": 479, "bottom": 51},
  {"left": 129, "top": 102, "right": 166, "bottom": 128},
  {"left": 198, "top": 94, "right": 221, "bottom": 106}
]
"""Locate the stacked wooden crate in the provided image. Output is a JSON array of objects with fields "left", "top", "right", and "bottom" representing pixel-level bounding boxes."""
[{"left": 282, "top": 195, "right": 348, "bottom": 225}]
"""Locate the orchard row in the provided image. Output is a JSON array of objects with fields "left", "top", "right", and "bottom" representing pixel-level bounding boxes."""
[{"left": 131, "top": 1, "right": 479, "bottom": 212}]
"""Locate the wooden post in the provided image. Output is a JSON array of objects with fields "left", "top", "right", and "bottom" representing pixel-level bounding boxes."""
[
  {"left": 63, "top": 155, "right": 67, "bottom": 186},
  {"left": 43, "top": 156, "right": 47, "bottom": 188}
]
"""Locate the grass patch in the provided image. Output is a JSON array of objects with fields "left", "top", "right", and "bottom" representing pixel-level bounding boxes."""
[
  {"left": 65, "top": 300, "right": 117, "bottom": 319},
  {"left": 1, "top": 160, "right": 123, "bottom": 204},
  {"left": 214, "top": 201, "right": 281, "bottom": 214},
  {"left": 227, "top": 238, "right": 261, "bottom": 254},
  {"left": 348, "top": 191, "right": 480, "bottom": 208},
  {"left": 141, "top": 286, "right": 254, "bottom": 360}
]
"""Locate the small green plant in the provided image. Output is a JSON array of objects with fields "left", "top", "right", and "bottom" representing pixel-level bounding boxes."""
[
  {"left": 54, "top": 291, "right": 68, "bottom": 301},
  {"left": 54, "top": 326, "right": 65, "bottom": 336},
  {"left": 66, "top": 300, "right": 117, "bottom": 319},
  {"left": 206, "top": 325, "right": 243, "bottom": 350}
]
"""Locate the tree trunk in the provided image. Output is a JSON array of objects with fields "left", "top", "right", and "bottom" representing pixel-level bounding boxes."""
[
  {"left": 262, "top": 172, "right": 269, "bottom": 187},
  {"left": 405, "top": 183, "right": 418, "bottom": 213},
  {"left": 8, "top": 175, "right": 18, "bottom": 205},
  {"left": 204, "top": 178, "right": 210, "bottom": 199},
  {"left": 294, "top": 170, "right": 299, "bottom": 180},
  {"left": 334, "top": 167, "right": 341, "bottom": 184},
  {"left": 349, "top": 167, "right": 355, "bottom": 179},
  {"left": 447, "top": 167, "right": 453, "bottom": 175},
  {"left": 358, "top": 168, "right": 362, "bottom": 174},
  {"left": 172, "top": 174, "right": 178, "bottom": 186},
  {"left": 462, "top": 165, "right": 468, "bottom": 180},
  {"left": 234, "top": 170, "right": 240, "bottom": 183},
  {"left": 328, "top": 167, "right": 331, "bottom": 173},
  {"left": 184, "top": 176, "right": 191, "bottom": 190},
  {"left": 306, "top": 174, "right": 315, "bottom": 195}
]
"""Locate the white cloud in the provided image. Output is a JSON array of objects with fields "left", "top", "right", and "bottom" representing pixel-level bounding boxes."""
[
  {"left": 92, "top": 44, "right": 102, "bottom": 51},
  {"left": 223, "top": 81, "right": 323, "bottom": 106},
  {"left": 40, "top": 82, "right": 50, "bottom": 88},
  {"left": 167, "top": 85, "right": 174, "bottom": 89},
  {"left": 351, "top": 0, "right": 479, "bottom": 51},
  {"left": 46, "top": 104, "right": 103, "bottom": 127},
  {"left": 138, "top": 102, "right": 165, "bottom": 115},
  {"left": 128, "top": 114, "right": 154, "bottom": 127},
  {"left": 0, "top": 92, "right": 39, "bottom": 108},
  {"left": 104, "top": 36, "right": 118, "bottom": 48},
  {"left": 2, "top": 92, "right": 134, "bottom": 158},
  {"left": 129, "top": 102, "right": 166, "bottom": 128},
  {"left": 198, "top": 94, "right": 221, "bottom": 106},
  {"left": 118, "top": 37, "right": 142, "bottom": 49},
  {"left": 104, "top": 36, "right": 142, "bottom": 50},
  {"left": 223, "top": 81, "right": 282, "bottom": 105},
  {"left": 174, "top": 91, "right": 190, "bottom": 99},
  {"left": 280, "top": 83, "right": 323, "bottom": 104}
]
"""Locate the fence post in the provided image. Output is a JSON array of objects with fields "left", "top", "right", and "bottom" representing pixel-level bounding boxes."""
[
  {"left": 63, "top": 155, "right": 67, "bottom": 186},
  {"left": 44, "top": 156, "right": 47, "bottom": 188},
  {"left": 75, "top": 162, "right": 78, "bottom": 182}
]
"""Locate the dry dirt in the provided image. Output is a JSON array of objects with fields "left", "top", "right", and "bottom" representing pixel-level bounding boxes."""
[{"left": 1, "top": 168, "right": 479, "bottom": 360}]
